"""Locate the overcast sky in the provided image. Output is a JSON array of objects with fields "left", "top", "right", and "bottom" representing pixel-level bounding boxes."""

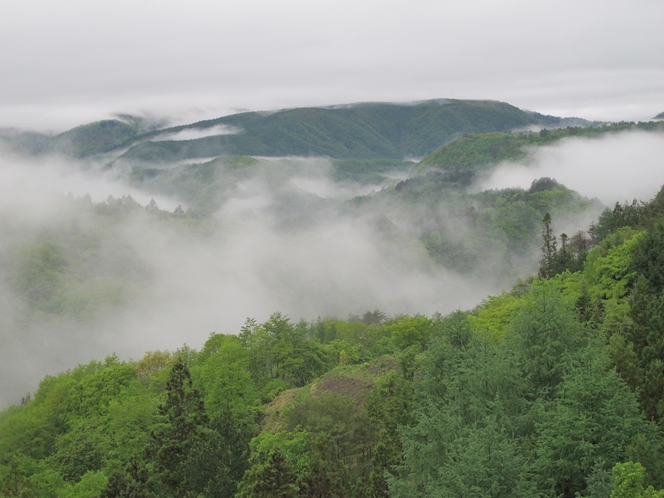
[{"left": 2, "top": 0, "right": 663, "bottom": 132}]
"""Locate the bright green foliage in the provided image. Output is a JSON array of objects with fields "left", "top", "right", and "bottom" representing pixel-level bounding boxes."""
[
  {"left": 134, "top": 351, "right": 172, "bottom": 389},
  {"left": 58, "top": 470, "right": 108, "bottom": 498},
  {"left": 238, "top": 432, "right": 309, "bottom": 497},
  {"left": 53, "top": 420, "right": 107, "bottom": 482},
  {"left": 469, "top": 292, "right": 523, "bottom": 340},
  {"left": 193, "top": 334, "right": 262, "bottom": 425},
  {"left": 584, "top": 229, "right": 643, "bottom": 301},
  {"left": 385, "top": 315, "right": 434, "bottom": 351},
  {"left": 5, "top": 179, "right": 664, "bottom": 498},
  {"left": 62, "top": 361, "right": 137, "bottom": 425},
  {"left": 246, "top": 431, "right": 311, "bottom": 474},
  {"left": 611, "top": 462, "right": 664, "bottom": 498},
  {"left": 240, "top": 314, "right": 335, "bottom": 391}
]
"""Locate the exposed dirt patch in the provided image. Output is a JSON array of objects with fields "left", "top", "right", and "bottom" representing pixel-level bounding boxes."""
[
  {"left": 314, "top": 374, "right": 368, "bottom": 399},
  {"left": 262, "top": 388, "right": 299, "bottom": 432}
]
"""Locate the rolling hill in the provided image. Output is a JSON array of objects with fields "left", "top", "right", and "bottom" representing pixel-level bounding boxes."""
[{"left": 1, "top": 99, "right": 593, "bottom": 163}]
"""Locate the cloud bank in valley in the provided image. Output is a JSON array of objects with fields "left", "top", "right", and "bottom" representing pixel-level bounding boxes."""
[
  {"left": 1, "top": 129, "right": 662, "bottom": 406},
  {"left": 477, "top": 131, "right": 664, "bottom": 206},
  {"left": 0, "top": 149, "right": 491, "bottom": 407}
]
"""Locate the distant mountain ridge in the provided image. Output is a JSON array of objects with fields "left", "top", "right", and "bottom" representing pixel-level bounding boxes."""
[
  {"left": 0, "top": 99, "right": 593, "bottom": 162},
  {"left": 114, "top": 99, "right": 583, "bottom": 163}
]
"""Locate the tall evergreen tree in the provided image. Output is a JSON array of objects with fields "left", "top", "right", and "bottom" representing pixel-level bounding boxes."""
[
  {"left": 237, "top": 447, "right": 301, "bottom": 498},
  {"left": 539, "top": 213, "right": 557, "bottom": 279},
  {"left": 146, "top": 359, "right": 225, "bottom": 498}
]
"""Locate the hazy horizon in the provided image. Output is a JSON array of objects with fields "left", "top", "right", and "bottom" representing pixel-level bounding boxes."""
[{"left": 2, "top": 1, "right": 664, "bottom": 132}]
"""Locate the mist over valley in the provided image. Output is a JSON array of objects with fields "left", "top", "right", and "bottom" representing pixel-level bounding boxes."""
[
  {"left": 4, "top": 2, "right": 664, "bottom": 495},
  {"left": 1, "top": 100, "right": 663, "bottom": 408}
]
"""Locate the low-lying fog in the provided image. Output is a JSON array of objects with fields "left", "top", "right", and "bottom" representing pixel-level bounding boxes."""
[
  {"left": 1, "top": 129, "right": 663, "bottom": 406},
  {"left": 478, "top": 131, "right": 664, "bottom": 205}
]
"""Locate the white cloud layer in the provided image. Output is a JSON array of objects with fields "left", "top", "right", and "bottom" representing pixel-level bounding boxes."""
[{"left": 478, "top": 131, "right": 664, "bottom": 206}]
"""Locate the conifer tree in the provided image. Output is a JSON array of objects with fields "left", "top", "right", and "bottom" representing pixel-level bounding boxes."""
[
  {"left": 237, "top": 447, "right": 301, "bottom": 498},
  {"left": 539, "top": 213, "right": 557, "bottom": 278},
  {"left": 147, "top": 359, "right": 224, "bottom": 497}
]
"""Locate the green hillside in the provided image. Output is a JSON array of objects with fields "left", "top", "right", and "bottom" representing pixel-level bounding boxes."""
[
  {"left": 3, "top": 188, "right": 664, "bottom": 497},
  {"left": 6, "top": 98, "right": 664, "bottom": 497},
  {"left": 47, "top": 120, "right": 139, "bottom": 158},
  {"left": 417, "top": 120, "right": 664, "bottom": 182},
  {"left": 3, "top": 99, "right": 596, "bottom": 162},
  {"left": 112, "top": 100, "right": 568, "bottom": 164}
]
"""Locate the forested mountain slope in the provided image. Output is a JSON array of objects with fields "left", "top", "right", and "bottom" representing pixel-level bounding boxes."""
[
  {"left": 1, "top": 99, "right": 591, "bottom": 161},
  {"left": 2, "top": 184, "right": 664, "bottom": 496},
  {"left": 4, "top": 98, "right": 664, "bottom": 497},
  {"left": 115, "top": 100, "right": 547, "bottom": 163}
]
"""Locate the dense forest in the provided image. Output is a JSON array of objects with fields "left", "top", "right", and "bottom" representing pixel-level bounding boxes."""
[{"left": 2, "top": 99, "right": 664, "bottom": 497}]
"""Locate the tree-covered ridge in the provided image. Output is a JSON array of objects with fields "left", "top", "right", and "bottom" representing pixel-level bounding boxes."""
[
  {"left": 0, "top": 99, "right": 583, "bottom": 162},
  {"left": 3, "top": 187, "right": 664, "bottom": 496},
  {"left": 114, "top": 99, "right": 550, "bottom": 163},
  {"left": 351, "top": 174, "right": 598, "bottom": 277},
  {"left": 417, "top": 121, "right": 664, "bottom": 183},
  {"left": 47, "top": 121, "right": 140, "bottom": 158}
]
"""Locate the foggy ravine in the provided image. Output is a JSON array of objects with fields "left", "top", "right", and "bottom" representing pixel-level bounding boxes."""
[
  {"left": 1, "top": 129, "right": 663, "bottom": 406},
  {"left": 477, "top": 130, "right": 664, "bottom": 205}
]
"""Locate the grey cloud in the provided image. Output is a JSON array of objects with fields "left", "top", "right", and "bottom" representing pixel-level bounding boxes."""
[{"left": 1, "top": 1, "right": 664, "bottom": 131}]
